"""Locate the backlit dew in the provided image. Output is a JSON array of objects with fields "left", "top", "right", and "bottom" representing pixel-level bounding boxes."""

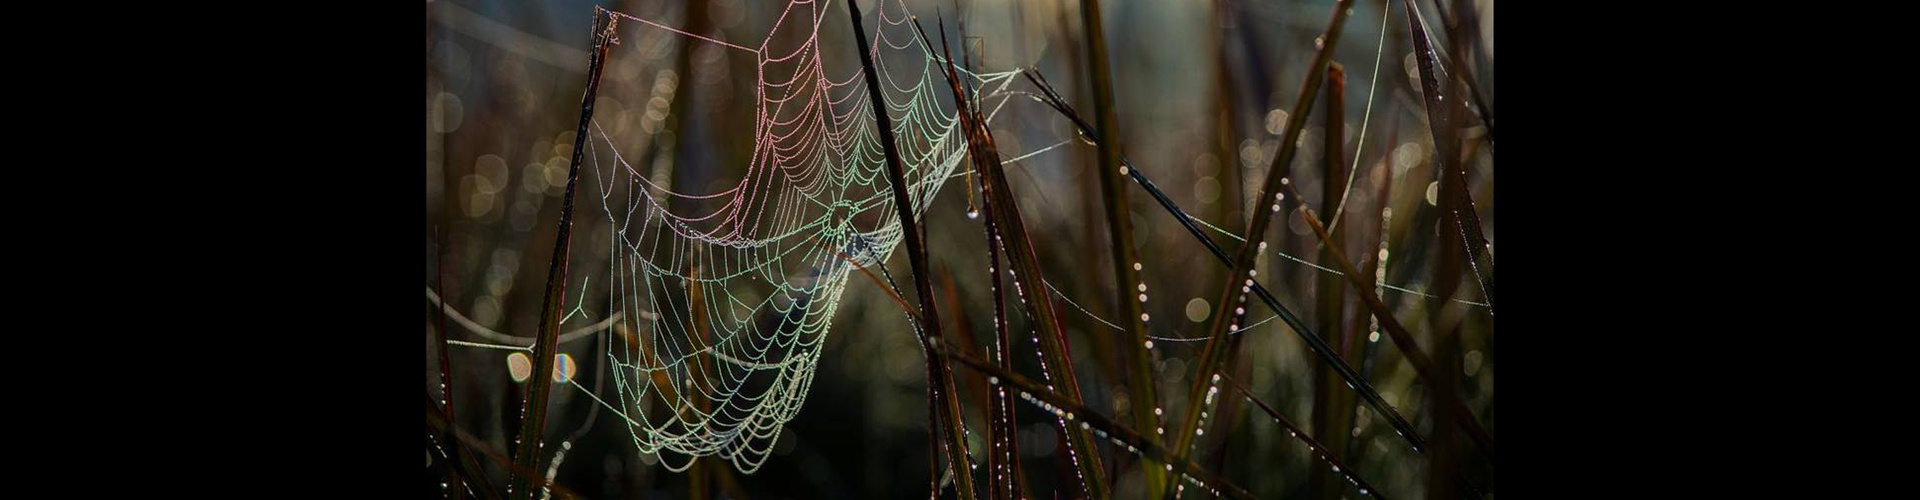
[
  {"left": 1144, "top": 340, "right": 1155, "bottom": 349},
  {"left": 965, "top": 209, "right": 979, "bottom": 220},
  {"left": 1133, "top": 262, "right": 1143, "bottom": 271},
  {"left": 1140, "top": 313, "right": 1151, "bottom": 322}
]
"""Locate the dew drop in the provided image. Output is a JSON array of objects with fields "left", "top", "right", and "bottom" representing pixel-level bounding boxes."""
[{"left": 966, "top": 210, "right": 980, "bottom": 220}]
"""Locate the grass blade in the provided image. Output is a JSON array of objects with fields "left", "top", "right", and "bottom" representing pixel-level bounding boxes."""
[
  {"left": 1225, "top": 374, "right": 1389, "bottom": 500},
  {"left": 509, "top": 10, "right": 615, "bottom": 500},
  {"left": 921, "top": 15, "right": 1121, "bottom": 496},
  {"left": 1294, "top": 195, "right": 1495, "bottom": 460},
  {"left": 433, "top": 224, "right": 493, "bottom": 498},
  {"left": 1401, "top": 0, "right": 1493, "bottom": 311},
  {"left": 933, "top": 342, "right": 1254, "bottom": 500},
  {"left": 1422, "top": 0, "right": 1495, "bottom": 143},
  {"left": 845, "top": 4, "right": 977, "bottom": 498},
  {"left": 1158, "top": 2, "right": 1358, "bottom": 487},
  {"left": 1342, "top": 121, "right": 1397, "bottom": 466},
  {"left": 938, "top": 60, "right": 1026, "bottom": 497},
  {"left": 913, "top": 16, "right": 1112, "bottom": 498},
  {"left": 1019, "top": 67, "right": 1430, "bottom": 458},
  {"left": 1309, "top": 61, "right": 1354, "bottom": 500},
  {"left": 1073, "top": 0, "right": 1169, "bottom": 495},
  {"left": 430, "top": 395, "right": 576, "bottom": 500}
]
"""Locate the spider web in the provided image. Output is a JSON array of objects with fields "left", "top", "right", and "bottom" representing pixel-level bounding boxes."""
[{"left": 582, "top": 0, "right": 1014, "bottom": 473}]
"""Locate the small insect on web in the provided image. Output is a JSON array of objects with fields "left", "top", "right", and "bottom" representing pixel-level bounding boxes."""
[{"left": 579, "top": 0, "right": 1020, "bottom": 474}]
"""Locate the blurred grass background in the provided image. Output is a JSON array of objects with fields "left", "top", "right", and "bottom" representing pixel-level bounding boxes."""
[{"left": 425, "top": 0, "right": 1492, "bottom": 497}]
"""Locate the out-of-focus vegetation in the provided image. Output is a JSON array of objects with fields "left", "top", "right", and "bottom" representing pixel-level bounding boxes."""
[{"left": 426, "top": 0, "right": 1492, "bottom": 498}]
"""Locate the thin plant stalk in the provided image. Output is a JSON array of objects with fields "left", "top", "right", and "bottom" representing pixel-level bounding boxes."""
[
  {"left": 1225, "top": 374, "right": 1389, "bottom": 500},
  {"left": 1167, "top": 3, "right": 1356, "bottom": 489},
  {"left": 1019, "top": 67, "right": 1429, "bottom": 456},
  {"left": 1075, "top": 0, "right": 1168, "bottom": 495},
  {"left": 933, "top": 342, "right": 1253, "bottom": 500},
  {"left": 1309, "top": 61, "right": 1354, "bottom": 500},
  {"left": 1297, "top": 197, "right": 1495, "bottom": 460},
  {"left": 914, "top": 16, "right": 1112, "bottom": 498},
  {"left": 845, "top": 3, "right": 977, "bottom": 498},
  {"left": 429, "top": 396, "right": 578, "bottom": 500},
  {"left": 510, "top": 10, "right": 615, "bottom": 500},
  {"left": 1402, "top": 0, "right": 1493, "bottom": 311}
]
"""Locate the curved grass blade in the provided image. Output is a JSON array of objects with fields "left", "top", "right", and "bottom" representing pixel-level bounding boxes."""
[{"left": 1401, "top": 0, "right": 1493, "bottom": 311}]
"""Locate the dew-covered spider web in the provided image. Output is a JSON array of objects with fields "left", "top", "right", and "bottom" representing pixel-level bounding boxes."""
[{"left": 580, "top": 0, "right": 1018, "bottom": 474}]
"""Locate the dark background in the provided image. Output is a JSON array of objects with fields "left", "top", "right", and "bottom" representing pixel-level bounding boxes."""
[{"left": 424, "top": 0, "right": 1495, "bottom": 497}]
